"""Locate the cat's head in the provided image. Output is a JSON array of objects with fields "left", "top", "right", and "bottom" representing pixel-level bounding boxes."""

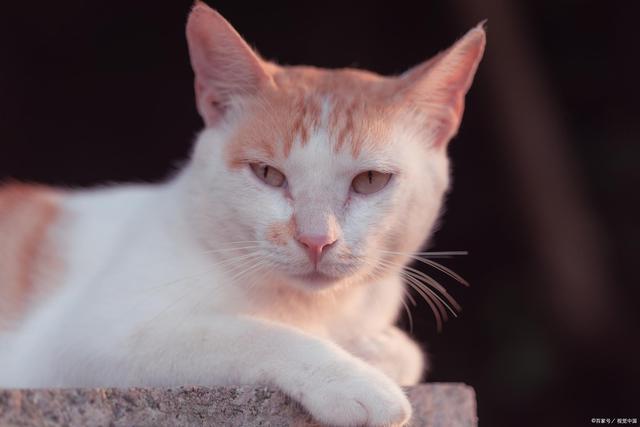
[{"left": 184, "top": 3, "right": 485, "bottom": 291}]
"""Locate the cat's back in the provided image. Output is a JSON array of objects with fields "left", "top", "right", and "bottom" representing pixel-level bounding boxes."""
[
  {"left": 0, "top": 182, "right": 162, "bottom": 328},
  {"left": 0, "top": 183, "right": 62, "bottom": 326}
]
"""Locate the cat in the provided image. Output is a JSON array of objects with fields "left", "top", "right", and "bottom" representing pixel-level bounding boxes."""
[{"left": 0, "top": 3, "right": 485, "bottom": 426}]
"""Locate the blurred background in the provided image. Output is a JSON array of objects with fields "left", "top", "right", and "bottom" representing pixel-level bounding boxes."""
[{"left": 1, "top": 1, "right": 638, "bottom": 425}]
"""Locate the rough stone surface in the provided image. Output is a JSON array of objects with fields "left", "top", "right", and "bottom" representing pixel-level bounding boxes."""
[{"left": 0, "top": 383, "right": 477, "bottom": 426}]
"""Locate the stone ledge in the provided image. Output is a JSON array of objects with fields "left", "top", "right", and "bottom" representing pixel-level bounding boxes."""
[{"left": 0, "top": 383, "right": 477, "bottom": 426}]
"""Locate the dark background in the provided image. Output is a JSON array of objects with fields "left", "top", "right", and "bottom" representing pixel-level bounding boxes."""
[{"left": 1, "top": 1, "right": 638, "bottom": 425}]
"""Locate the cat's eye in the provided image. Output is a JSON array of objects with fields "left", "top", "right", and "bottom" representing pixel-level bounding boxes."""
[
  {"left": 351, "top": 171, "right": 392, "bottom": 195},
  {"left": 250, "top": 163, "right": 286, "bottom": 187}
]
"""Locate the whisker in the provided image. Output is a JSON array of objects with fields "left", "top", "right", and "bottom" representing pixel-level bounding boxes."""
[
  {"left": 402, "top": 273, "right": 443, "bottom": 332},
  {"left": 377, "top": 249, "right": 469, "bottom": 285},
  {"left": 218, "top": 255, "right": 264, "bottom": 278},
  {"left": 373, "top": 257, "right": 461, "bottom": 332},
  {"left": 400, "top": 295, "right": 414, "bottom": 334},
  {"left": 404, "top": 288, "right": 417, "bottom": 306},
  {"left": 201, "top": 245, "right": 263, "bottom": 254},
  {"left": 138, "top": 251, "right": 263, "bottom": 293},
  {"left": 227, "top": 259, "right": 269, "bottom": 283},
  {"left": 404, "top": 255, "right": 469, "bottom": 287},
  {"left": 244, "top": 262, "right": 275, "bottom": 294},
  {"left": 399, "top": 263, "right": 462, "bottom": 312},
  {"left": 414, "top": 250, "right": 468, "bottom": 257},
  {"left": 376, "top": 257, "right": 459, "bottom": 310},
  {"left": 160, "top": 258, "right": 275, "bottom": 339},
  {"left": 138, "top": 268, "right": 218, "bottom": 292},
  {"left": 235, "top": 261, "right": 271, "bottom": 284},
  {"left": 215, "top": 252, "right": 262, "bottom": 268},
  {"left": 360, "top": 256, "right": 444, "bottom": 331},
  {"left": 135, "top": 252, "right": 270, "bottom": 334},
  {"left": 379, "top": 249, "right": 468, "bottom": 258},
  {"left": 402, "top": 270, "right": 456, "bottom": 318},
  {"left": 395, "top": 267, "right": 449, "bottom": 319},
  {"left": 216, "top": 240, "right": 265, "bottom": 245}
]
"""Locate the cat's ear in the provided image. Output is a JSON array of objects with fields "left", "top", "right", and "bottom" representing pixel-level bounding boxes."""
[
  {"left": 399, "top": 22, "right": 486, "bottom": 149},
  {"left": 186, "top": 2, "right": 271, "bottom": 126}
]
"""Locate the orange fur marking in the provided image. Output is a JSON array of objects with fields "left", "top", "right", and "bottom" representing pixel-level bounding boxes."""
[
  {"left": 266, "top": 217, "right": 297, "bottom": 246},
  {"left": 225, "top": 65, "right": 401, "bottom": 168},
  {"left": 0, "top": 183, "right": 62, "bottom": 328}
]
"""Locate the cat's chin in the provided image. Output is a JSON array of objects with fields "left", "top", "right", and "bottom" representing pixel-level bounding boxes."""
[{"left": 288, "top": 271, "right": 341, "bottom": 290}]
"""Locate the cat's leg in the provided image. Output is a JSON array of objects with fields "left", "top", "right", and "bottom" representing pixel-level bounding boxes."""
[
  {"left": 125, "top": 315, "right": 412, "bottom": 427},
  {"left": 341, "top": 326, "right": 426, "bottom": 386}
]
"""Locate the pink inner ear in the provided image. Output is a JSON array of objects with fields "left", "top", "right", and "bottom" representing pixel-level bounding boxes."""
[
  {"left": 401, "top": 24, "right": 486, "bottom": 148},
  {"left": 186, "top": 3, "right": 271, "bottom": 126}
]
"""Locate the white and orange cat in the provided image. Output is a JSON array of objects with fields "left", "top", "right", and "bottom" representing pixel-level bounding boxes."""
[{"left": 0, "top": 3, "right": 484, "bottom": 426}]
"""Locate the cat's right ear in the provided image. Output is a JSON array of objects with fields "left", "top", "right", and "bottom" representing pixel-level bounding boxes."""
[{"left": 186, "top": 2, "right": 271, "bottom": 126}]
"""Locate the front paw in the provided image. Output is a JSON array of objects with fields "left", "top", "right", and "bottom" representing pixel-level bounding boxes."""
[{"left": 299, "top": 360, "right": 412, "bottom": 427}]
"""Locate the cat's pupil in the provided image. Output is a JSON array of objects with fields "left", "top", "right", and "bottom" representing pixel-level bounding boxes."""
[
  {"left": 368, "top": 171, "right": 373, "bottom": 184},
  {"left": 263, "top": 166, "right": 269, "bottom": 179}
]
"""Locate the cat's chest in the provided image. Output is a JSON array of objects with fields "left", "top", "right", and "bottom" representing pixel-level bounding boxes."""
[
  {"left": 327, "top": 276, "right": 405, "bottom": 341},
  {"left": 242, "top": 275, "right": 405, "bottom": 340}
]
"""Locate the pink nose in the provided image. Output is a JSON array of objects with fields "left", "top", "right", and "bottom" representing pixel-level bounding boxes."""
[{"left": 296, "top": 234, "right": 337, "bottom": 266}]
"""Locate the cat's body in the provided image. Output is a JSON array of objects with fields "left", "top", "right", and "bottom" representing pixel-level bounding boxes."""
[
  {"left": 0, "top": 4, "right": 484, "bottom": 426},
  {"left": 0, "top": 179, "right": 418, "bottom": 385}
]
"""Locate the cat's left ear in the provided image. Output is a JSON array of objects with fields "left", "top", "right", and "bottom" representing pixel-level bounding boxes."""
[{"left": 399, "top": 22, "right": 486, "bottom": 149}]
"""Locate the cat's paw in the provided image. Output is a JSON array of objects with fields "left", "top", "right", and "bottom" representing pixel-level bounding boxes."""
[{"left": 299, "top": 361, "right": 412, "bottom": 426}]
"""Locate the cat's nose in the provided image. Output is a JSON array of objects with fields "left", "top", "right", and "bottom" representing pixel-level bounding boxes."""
[{"left": 295, "top": 234, "right": 337, "bottom": 266}]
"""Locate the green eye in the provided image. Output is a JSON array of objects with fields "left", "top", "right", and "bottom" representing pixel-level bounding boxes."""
[
  {"left": 250, "top": 163, "right": 286, "bottom": 187},
  {"left": 352, "top": 171, "right": 392, "bottom": 194}
]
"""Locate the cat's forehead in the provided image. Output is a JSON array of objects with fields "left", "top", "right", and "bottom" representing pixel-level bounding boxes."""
[
  {"left": 225, "top": 66, "right": 403, "bottom": 168},
  {"left": 271, "top": 65, "right": 391, "bottom": 95}
]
